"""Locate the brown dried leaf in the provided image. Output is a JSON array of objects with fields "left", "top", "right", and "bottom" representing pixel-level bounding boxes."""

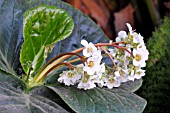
[
  {"left": 114, "top": 3, "right": 135, "bottom": 33},
  {"left": 82, "top": 0, "right": 109, "bottom": 28}
]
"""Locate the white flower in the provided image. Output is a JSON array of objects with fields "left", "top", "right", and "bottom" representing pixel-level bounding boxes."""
[
  {"left": 114, "top": 67, "right": 128, "bottom": 82},
  {"left": 123, "top": 48, "right": 132, "bottom": 67},
  {"left": 109, "top": 48, "right": 118, "bottom": 57},
  {"left": 127, "top": 69, "right": 135, "bottom": 81},
  {"left": 104, "top": 77, "right": 121, "bottom": 89},
  {"left": 99, "top": 63, "right": 105, "bottom": 73},
  {"left": 78, "top": 81, "right": 96, "bottom": 90},
  {"left": 95, "top": 63, "right": 106, "bottom": 79},
  {"left": 133, "top": 46, "right": 149, "bottom": 67},
  {"left": 58, "top": 70, "right": 82, "bottom": 86},
  {"left": 81, "top": 40, "right": 97, "bottom": 57},
  {"left": 126, "top": 23, "right": 134, "bottom": 35},
  {"left": 77, "top": 75, "right": 97, "bottom": 90},
  {"left": 83, "top": 57, "right": 101, "bottom": 75},
  {"left": 128, "top": 68, "right": 145, "bottom": 81},
  {"left": 93, "top": 74, "right": 105, "bottom": 88},
  {"left": 134, "top": 69, "right": 145, "bottom": 79},
  {"left": 133, "top": 34, "right": 144, "bottom": 46},
  {"left": 92, "top": 50, "right": 102, "bottom": 62},
  {"left": 116, "top": 31, "right": 127, "bottom": 46}
]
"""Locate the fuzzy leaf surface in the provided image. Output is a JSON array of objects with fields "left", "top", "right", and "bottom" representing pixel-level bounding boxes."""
[
  {"left": 48, "top": 84, "right": 146, "bottom": 113},
  {"left": 0, "top": 69, "right": 68, "bottom": 113}
]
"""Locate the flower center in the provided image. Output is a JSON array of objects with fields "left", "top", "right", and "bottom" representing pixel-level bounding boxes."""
[
  {"left": 87, "top": 47, "right": 93, "bottom": 53},
  {"left": 88, "top": 61, "right": 94, "bottom": 67},
  {"left": 68, "top": 72, "right": 74, "bottom": 78},
  {"left": 119, "top": 69, "right": 124, "bottom": 75},
  {"left": 135, "top": 54, "right": 142, "bottom": 61},
  {"left": 137, "top": 71, "right": 141, "bottom": 75},
  {"left": 109, "top": 78, "right": 115, "bottom": 83}
]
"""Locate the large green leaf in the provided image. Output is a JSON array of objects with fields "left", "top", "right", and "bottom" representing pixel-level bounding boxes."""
[
  {"left": 20, "top": 5, "right": 74, "bottom": 75},
  {"left": 0, "top": 0, "right": 23, "bottom": 74},
  {"left": 48, "top": 84, "right": 146, "bottom": 113},
  {"left": 0, "top": 69, "right": 69, "bottom": 113},
  {"left": 120, "top": 79, "right": 143, "bottom": 92}
]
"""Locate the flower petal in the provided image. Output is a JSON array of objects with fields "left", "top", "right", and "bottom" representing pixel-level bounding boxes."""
[{"left": 81, "top": 39, "right": 88, "bottom": 47}]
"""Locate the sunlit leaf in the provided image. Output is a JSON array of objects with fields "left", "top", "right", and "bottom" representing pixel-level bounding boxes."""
[{"left": 20, "top": 5, "right": 74, "bottom": 75}]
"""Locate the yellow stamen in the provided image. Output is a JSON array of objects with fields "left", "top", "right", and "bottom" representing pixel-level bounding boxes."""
[
  {"left": 119, "top": 69, "right": 124, "bottom": 75},
  {"left": 137, "top": 71, "right": 141, "bottom": 75},
  {"left": 109, "top": 78, "right": 115, "bottom": 83},
  {"left": 68, "top": 72, "right": 74, "bottom": 78},
  {"left": 87, "top": 47, "right": 93, "bottom": 53},
  {"left": 135, "top": 54, "right": 142, "bottom": 61},
  {"left": 88, "top": 61, "right": 94, "bottom": 67}
]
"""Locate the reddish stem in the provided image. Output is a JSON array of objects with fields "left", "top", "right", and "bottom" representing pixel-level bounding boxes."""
[
  {"left": 37, "top": 51, "right": 85, "bottom": 76},
  {"left": 113, "top": 45, "right": 134, "bottom": 58},
  {"left": 95, "top": 41, "right": 125, "bottom": 47},
  {"left": 99, "top": 47, "right": 117, "bottom": 70},
  {"left": 40, "top": 62, "right": 73, "bottom": 80}
]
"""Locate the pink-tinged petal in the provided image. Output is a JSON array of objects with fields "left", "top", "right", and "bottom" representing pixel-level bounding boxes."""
[
  {"left": 114, "top": 71, "right": 120, "bottom": 77},
  {"left": 133, "top": 49, "right": 137, "bottom": 56},
  {"left": 116, "top": 37, "right": 121, "bottom": 42},
  {"left": 107, "top": 84, "right": 113, "bottom": 89},
  {"left": 89, "top": 42, "right": 97, "bottom": 51},
  {"left": 126, "top": 23, "right": 132, "bottom": 34},
  {"left": 100, "top": 63, "right": 105, "bottom": 73},
  {"left": 133, "top": 59, "right": 139, "bottom": 66},
  {"left": 92, "top": 50, "right": 102, "bottom": 60},
  {"left": 143, "top": 50, "right": 149, "bottom": 60},
  {"left": 83, "top": 62, "right": 88, "bottom": 71},
  {"left": 140, "top": 61, "right": 146, "bottom": 67},
  {"left": 87, "top": 68, "right": 95, "bottom": 75},
  {"left": 113, "top": 81, "right": 121, "bottom": 87},
  {"left": 118, "top": 31, "right": 127, "bottom": 38},
  {"left": 83, "top": 49, "right": 91, "bottom": 57},
  {"left": 94, "top": 65, "right": 101, "bottom": 71},
  {"left": 128, "top": 75, "right": 135, "bottom": 81},
  {"left": 81, "top": 40, "right": 88, "bottom": 47}
]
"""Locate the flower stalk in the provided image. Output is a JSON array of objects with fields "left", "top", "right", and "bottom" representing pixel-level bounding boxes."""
[{"left": 27, "top": 23, "right": 149, "bottom": 90}]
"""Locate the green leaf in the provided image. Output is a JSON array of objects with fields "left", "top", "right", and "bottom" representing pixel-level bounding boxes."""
[
  {"left": 120, "top": 79, "right": 143, "bottom": 92},
  {"left": 20, "top": 5, "right": 74, "bottom": 75},
  {"left": 48, "top": 84, "right": 146, "bottom": 113},
  {"left": 0, "top": 69, "right": 69, "bottom": 113},
  {"left": 0, "top": 0, "right": 23, "bottom": 75}
]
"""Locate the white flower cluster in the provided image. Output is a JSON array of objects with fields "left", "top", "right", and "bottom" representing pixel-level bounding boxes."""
[{"left": 58, "top": 23, "right": 149, "bottom": 90}]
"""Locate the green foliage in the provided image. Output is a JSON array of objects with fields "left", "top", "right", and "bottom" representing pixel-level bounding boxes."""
[
  {"left": 21, "top": 5, "right": 74, "bottom": 75},
  {"left": 0, "top": 69, "right": 69, "bottom": 113},
  {"left": 0, "top": 0, "right": 146, "bottom": 113},
  {"left": 48, "top": 83, "right": 146, "bottom": 113},
  {"left": 137, "top": 17, "right": 170, "bottom": 113}
]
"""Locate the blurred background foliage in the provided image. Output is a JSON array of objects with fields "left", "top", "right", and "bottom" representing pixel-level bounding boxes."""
[
  {"left": 137, "top": 17, "right": 170, "bottom": 113},
  {"left": 64, "top": 0, "right": 170, "bottom": 40},
  {"left": 63, "top": 0, "right": 170, "bottom": 113}
]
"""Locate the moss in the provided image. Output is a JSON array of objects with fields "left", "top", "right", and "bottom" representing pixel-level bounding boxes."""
[{"left": 137, "top": 17, "right": 170, "bottom": 113}]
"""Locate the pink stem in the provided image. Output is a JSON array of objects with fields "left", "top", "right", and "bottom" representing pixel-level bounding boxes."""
[{"left": 99, "top": 47, "right": 117, "bottom": 70}]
